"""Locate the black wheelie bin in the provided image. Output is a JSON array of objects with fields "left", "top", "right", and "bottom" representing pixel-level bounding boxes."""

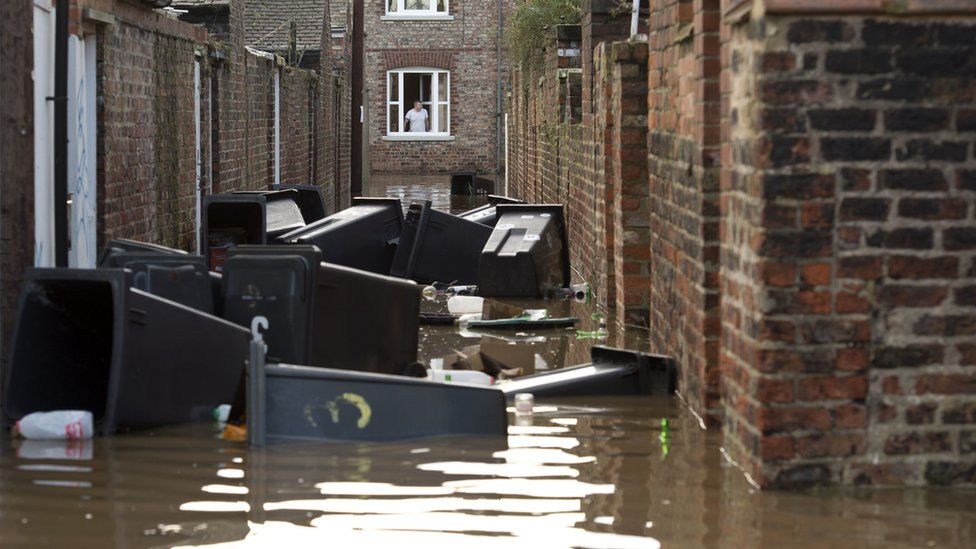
[
  {"left": 477, "top": 204, "right": 571, "bottom": 297},
  {"left": 390, "top": 200, "right": 493, "bottom": 285}
]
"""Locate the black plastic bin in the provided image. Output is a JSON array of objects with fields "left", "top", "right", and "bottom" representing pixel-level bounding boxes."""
[
  {"left": 478, "top": 204, "right": 571, "bottom": 297},
  {"left": 3, "top": 268, "right": 250, "bottom": 435},
  {"left": 450, "top": 172, "right": 494, "bottom": 196},
  {"left": 272, "top": 184, "right": 327, "bottom": 224},
  {"left": 279, "top": 197, "right": 403, "bottom": 275},
  {"left": 458, "top": 195, "right": 525, "bottom": 227},
  {"left": 247, "top": 363, "right": 507, "bottom": 443},
  {"left": 390, "top": 200, "right": 493, "bottom": 285},
  {"left": 109, "top": 253, "right": 218, "bottom": 314},
  {"left": 203, "top": 190, "right": 306, "bottom": 272},
  {"left": 499, "top": 346, "right": 677, "bottom": 398},
  {"left": 98, "top": 238, "right": 187, "bottom": 268},
  {"left": 222, "top": 246, "right": 420, "bottom": 374}
]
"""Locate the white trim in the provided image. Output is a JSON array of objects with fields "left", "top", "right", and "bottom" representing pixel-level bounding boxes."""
[
  {"left": 386, "top": 68, "right": 450, "bottom": 136},
  {"left": 382, "top": 135, "right": 455, "bottom": 142},
  {"left": 385, "top": 0, "right": 449, "bottom": 17},
  {"left": 381, "top": 14, "right": 454, "bottom": 21}
]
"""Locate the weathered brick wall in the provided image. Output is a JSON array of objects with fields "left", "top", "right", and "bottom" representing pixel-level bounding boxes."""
[
  {"left": 363, "top": 0, "right": 502, "bottom": 174},
  {"left": 279, "top": 67, "right": 319, "bottom": 186},
  {"left": 647, "top": 0, "right": 724, "bottom": 423},
  {"left": 244, "top": 52, "right": 273, "bottom": 189},
  {"left": 0, "top": 0, "right": 35, "bottom": 365},
  {"left": 722, "top": 6, "right": 976, "bottom": 487}
]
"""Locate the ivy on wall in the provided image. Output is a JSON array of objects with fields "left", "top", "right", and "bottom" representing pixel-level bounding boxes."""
[{"left": 506, "top": 0, "right": 581, "bottom": 76}]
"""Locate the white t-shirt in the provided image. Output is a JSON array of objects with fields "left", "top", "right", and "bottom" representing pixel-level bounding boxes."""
[{"left": 405, "top": 108, "right": 429, "bottom": 132}]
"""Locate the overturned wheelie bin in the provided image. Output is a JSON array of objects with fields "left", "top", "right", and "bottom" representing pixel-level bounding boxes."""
[
  {"left": 272, "top": 184, "right": 328, "bottom": 224},
  {"left": 221, "top": 245, "right": 420, "bottom": 375},
  {"left": 280, "top": 197, "right": 403, "bottom": 275},
  {"left": 2, "top": 268, "right": 250, "bottom": 435},
  {"left": 202, "top": 190, "right": 307, "bottom": 271},
  {"left": 478, "top": 204, "right": 572, "bottom": 298},
  {"left": 391, "top": 200, "right": 493, "bottom": 285},
  {"left": 107, "top": 253, "right": 220, "bottom": 314},
  {"left": 457, "top": 195, "right": 525, "bottom": 227},
  {"left": 499, "top": 346, "right": 677, "bottom": 398},
  {"left": 97, "top": 238, "right": 187, "bottom": 268}
]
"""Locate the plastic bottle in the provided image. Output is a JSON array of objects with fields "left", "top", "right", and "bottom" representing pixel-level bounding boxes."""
[
  {"left": 15, "top": 411, "right": 94, "bottom": 440},
  {"left": 428, "top": 369, "right": 494, "bottom": 385},
  {"left": 421, "top": 285, "right": 438, "bottom": 300},
  {"left": 514, "top": 393, "right": 534, "bottom": 416}
]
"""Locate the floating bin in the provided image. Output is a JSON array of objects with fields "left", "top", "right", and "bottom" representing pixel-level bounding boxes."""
[
  {"left": 98, "top": 238, "right": 187, "bottom": 268},
  {"left": 499, "top": 346, "right": 677, "bottom": 398},
  {"left": 222, "top": 246, "right": 318, "bottom": 365},
  {"left": 280, "top": 197, "right": 403, "bottom": 275},
  {"left": 110, "top": 253, "right": 216, "bottom": 314},
  {"left": 450, "top": 172, "right": 494, "bottom": 196},
  {"left": 249, "top": 363, "right": 507, "bottom": 442},
  {"left": 458, "top": 195, "right": 525, "bottom": 227},
  {"left": 222, "top": 246, "right": 420, "bottom": 375},
  {"left": 272, "top": 184, "right": 327, "bottom": 223},
  {"left": 478, "top": 204, "right": 571, "bottom": 298},
  {"left": 3, "top": 268, "right": 250, "bottom": 435},
  {"left": 230, "top": 189, "right": 307, "bottom": 239},
  {"left": 391, "top": 200, "right": 493, "bottom": 285},
  {"left": 203, "top": 194, "right": 267, "bottom": 272}
]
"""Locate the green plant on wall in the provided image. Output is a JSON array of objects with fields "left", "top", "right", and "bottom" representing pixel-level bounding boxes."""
[{"left": 506, "top": 0, "right": 582, "bottom": 77}]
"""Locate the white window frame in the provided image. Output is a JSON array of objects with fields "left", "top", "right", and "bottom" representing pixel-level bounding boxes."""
[
  {"left": 384, "top": 0, "right": 449, "bottom": 18},
  {"left": 386, "top": 68, "right": 451, "bottom": 139}
]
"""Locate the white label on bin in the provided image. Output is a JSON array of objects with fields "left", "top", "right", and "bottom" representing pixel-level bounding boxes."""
[
  {"left": 520, "top": 215, "right": 534, "bottom": 219},
  {"left": 525, "top": 234, "right": 541, "bottom": 241},
  {"left": 498, "top": 223, "right": 514, "bottom": 230},
  {"left": 540, "top": 213, "right": 551, "bottom": 218}
]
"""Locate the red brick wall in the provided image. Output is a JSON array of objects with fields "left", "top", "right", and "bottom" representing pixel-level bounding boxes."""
[
  {"left": 0, "top": 0, "right": 35, "bottom": 365},
  {"left": 722, "top": 8, "right": 976, "bottom": 488},
  {"left": 647, "top": 0, "right": 724, "bottom": 423}
]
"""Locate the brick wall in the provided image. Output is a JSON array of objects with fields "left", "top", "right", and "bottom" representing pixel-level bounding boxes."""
[
  {"left": 509, "top": 0, "right": 976, "bottom": 486},
  {"left": 363, "top": 0, "right": 503, "bottom": 174},
  {"left": 0, "top": 0, "right": 35, "bottom": 366},
  {"left": 722, "top": 6, "right": 976, "bottom": 487}
]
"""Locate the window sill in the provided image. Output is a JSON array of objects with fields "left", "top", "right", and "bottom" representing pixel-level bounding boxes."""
[
  {"left": 383, "top": 134, "right": 455, "bottom": 142},
  {"left": 381, "top": 14, "right": 455, "bottom": 21}
]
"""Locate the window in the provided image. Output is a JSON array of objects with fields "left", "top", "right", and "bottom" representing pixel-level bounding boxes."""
[
  {"left": 387, "top": 69, "right": 450, "bottom": 136},
  {"left": 387, "top": 0, "right": 448, "bottom": 16}
]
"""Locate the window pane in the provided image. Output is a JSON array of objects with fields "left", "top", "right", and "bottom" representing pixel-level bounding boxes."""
[
  {"left": 389, "top": 104, "right": 400, "bottom": 133},
  {"left": 437, "top": 104, "right": 449, "bottom": 133},
  {"left": 437, "top": 73, "right": 447, "bottom": 101},
  {"left": 388, "top": 73, "right": 398, "bottom": 101},
  {"left": 437, "top": 0, "right": 446, "bottom": 12},
  {"left": 388, "top": 0, "right": 397, "bottom": 12},
  {"left": 405, "top": 0, "right": 431, "bottom": 10}
]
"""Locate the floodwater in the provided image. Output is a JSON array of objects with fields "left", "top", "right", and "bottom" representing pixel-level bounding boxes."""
[{"left": 1, "top": 176, "right": 975, "bottom": 547}]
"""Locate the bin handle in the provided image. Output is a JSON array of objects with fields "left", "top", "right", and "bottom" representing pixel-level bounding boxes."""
[{"left": 251, "top": 316, "right": 269, "bottom": 343}]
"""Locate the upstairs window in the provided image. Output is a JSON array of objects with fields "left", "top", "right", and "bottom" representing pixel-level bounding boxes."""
[
  {"left": 387, "top": 69, "right": 450, "bottom": 136},
  {"left": 387, "top": 0, "right": 448, "bottom": 16}
]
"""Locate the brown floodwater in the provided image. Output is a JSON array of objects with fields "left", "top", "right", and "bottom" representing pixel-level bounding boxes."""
[{"left": 1, "top": 177, "right": 974, "bottom": 548}]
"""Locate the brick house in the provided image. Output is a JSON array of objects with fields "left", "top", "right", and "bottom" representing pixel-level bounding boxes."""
[{"left": 362, "top": 0, "right": 508, "bottom": 175}]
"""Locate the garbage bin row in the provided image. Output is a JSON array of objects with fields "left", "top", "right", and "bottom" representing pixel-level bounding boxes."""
[
  {"left": 2, "top": 186, "right": 677, "bottom": 443},
  {"left": 202, "top": 188, "right": 567, "bottom": 297}
]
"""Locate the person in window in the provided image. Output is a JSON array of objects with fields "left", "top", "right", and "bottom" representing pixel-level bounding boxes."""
[{"left": 405, "top": 101, "right": 429, "bottom": 133}]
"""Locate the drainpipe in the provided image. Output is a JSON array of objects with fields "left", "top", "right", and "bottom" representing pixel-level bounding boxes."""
[
  {"left": 53, "top": 0, "right": 69, "bottom": 266},
  {"left": 496, "top": 0, "right": 503, "bottom": 177}
]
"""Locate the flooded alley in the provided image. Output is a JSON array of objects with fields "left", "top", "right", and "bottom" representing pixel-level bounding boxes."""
[{"left": 1, "top": 179, "right": 974, "bottom": 548}]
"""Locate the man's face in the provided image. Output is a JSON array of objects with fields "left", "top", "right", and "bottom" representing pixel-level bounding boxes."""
[{"left": 414, "top": 102, "right": 422, "bottom": 111}]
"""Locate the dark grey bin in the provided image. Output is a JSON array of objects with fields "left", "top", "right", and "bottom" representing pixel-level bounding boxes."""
[
  {"left": 110, "top": 253, "right": 216, "bottom": 314},
  {"left": 450, "top": 172, "right": 494, "bottom": 196},
  {"left": 3, "top": 268, "right": 250, "bottom": 435},
  {"left": 477, "top": 204, "right": 571, "bottom": 297},
  {"left": 457, "top": 195, "right": 525, "bottom": 227},
  {"left": 250, "top": 363, "right": 508, "bottom": 442},
  {"left": 390, "top": 200, "right": 493, "bottom": 285},
  {"left": 98, "top": 238, "right": 187, "bottom": 268},
  {"left": 280, "top": 197, "right": 403, "bottom": 275},
  {"left": 499, "top": 346, "right": 677, "bottom": 398},
  {"left": 222, "top": 246, "right": 420, "bottom": 375},
  {"left": 272, "top": 184, "right": 328, "bottom": 223}
]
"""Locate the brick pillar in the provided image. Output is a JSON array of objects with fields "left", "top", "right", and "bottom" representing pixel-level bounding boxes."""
[
  {"left": 610, "top": 41, "right": 651, "bottom": 327},
  {"left": 721, "top": 1, "right": 976, "bottom": 487}
]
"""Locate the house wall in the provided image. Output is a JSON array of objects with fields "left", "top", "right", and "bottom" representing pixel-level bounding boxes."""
[{"left": 363, "top": 0, "right": 503, "bottom": 174}]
